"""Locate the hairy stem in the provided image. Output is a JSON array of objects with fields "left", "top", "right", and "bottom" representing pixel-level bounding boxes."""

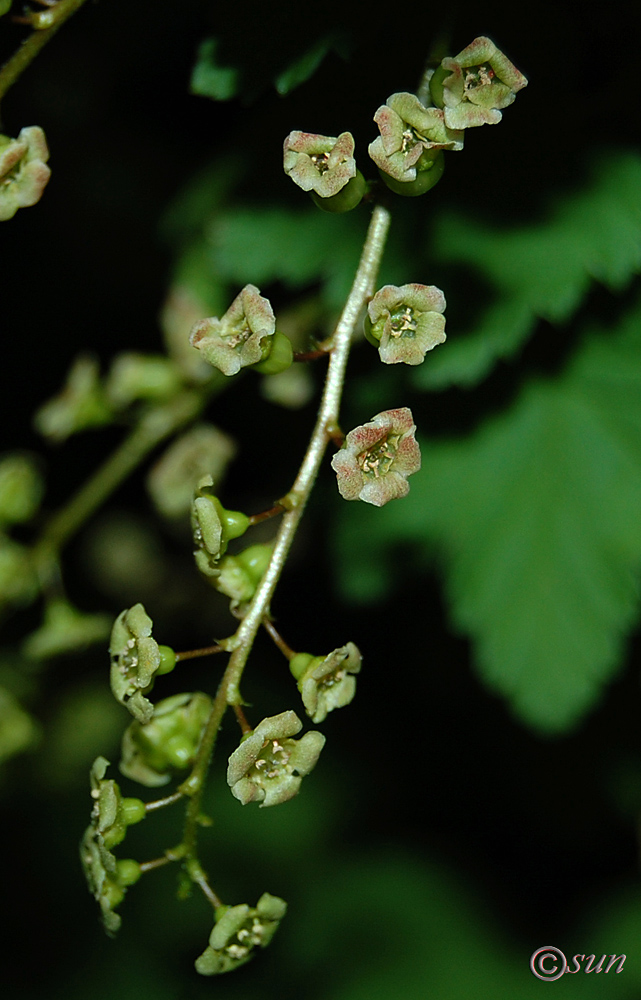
[
  {"left": 178, "top": 204, "right": 391, "bottom": 862},
  {"left": 0, "top": 0, "right": 91, "bottom": 104}
]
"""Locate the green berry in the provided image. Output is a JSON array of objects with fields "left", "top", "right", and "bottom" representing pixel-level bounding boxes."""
[
  {"left": 379, "top": 151, "right": 444, "bottom": 197},
  {"left": 157, "top": 645, "right": 177, "bottom": 676},
  {"left": 310, "top": 171, "right": 367, "bottom": 213},
  {"left": 121, "top": 797, "right": 147, "bottom": 826},
  {"left": 116, "top": 859, "right": 142, "bottom": 886}
]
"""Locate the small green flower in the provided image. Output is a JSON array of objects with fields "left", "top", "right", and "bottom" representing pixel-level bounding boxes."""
[
  {"left": 109, "top": 603, "right": 175, "bottom": 723},
  {"left": 80, "top": 756, "right": 145, "bottom": 934},
  {"left": 195, "top": 893, "right": 287, "bottom": 975},
  {"left": 191, "top": 476, "right": 250, "bottom": 577},
  {"left": 33, "top": 355, "right": 113, "bottom": 442},
  {"left": 119, "top": 692, "right": 212, "bottom": 787},
  {"left": 147, "top": 424, "right": 237, "bottom": 519},
  {"left": 227, "top": 710, "right": 325, "bottom": 807},
  {"left": 106, "top": 352, "right": 183, "bottom": 409},
  {"left": 365, "top": 283, "right": 446, "bottom": 365},
  {"left": 283, "top": 130, "right": 357, "bottom": 198},
  {"left": 368, "top": 93, "right": 463, "bottom": 188},
  {"left": 0, "top": 126, "right": 51, "bottom": 221},
  {"left": 189, "top": 285, "right": 278, "bottom": 377},
  {"left": 429, "top": 36, "right": 528, "bottom": 129},
  {"left": 331, "top": 407, "right": 421, "bottom": 506},
  {"left": 290, "top": 642, "right": 362, "bottom": 723}
]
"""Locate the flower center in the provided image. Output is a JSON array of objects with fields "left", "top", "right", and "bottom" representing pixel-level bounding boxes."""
[
  {"left": 310, "top": 152, "right": 331, "bottom": 174},
  {"left": 224, "top": 320, "right": 252, "bottom": 349},
  {"left": 358, "top": 435, "right": 397, "bottom": 478},
  {"left": 226, "top": 917, "right": 266, "bottom": 960},
  {"left": 390, "top": 306, "right": 417, "bottom": 338},
  {"left": 253, "top": 739, "right": 291, "bottom": 780},
  {"left": 464, "top": 63, "right": 495, "bottom": 95}
]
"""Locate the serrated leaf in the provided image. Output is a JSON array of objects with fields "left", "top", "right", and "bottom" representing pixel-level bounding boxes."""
[
  {"left": 415, "top": 151, "right": 641, "bottom": 389},
  {"left": 335, "top": 296, "right": 641, "bottom": 733}
]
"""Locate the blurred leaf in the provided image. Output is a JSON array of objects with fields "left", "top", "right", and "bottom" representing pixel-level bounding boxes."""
[
  {"left": 190, "top": 37, "right": 241, "bottom": 101},
  {"left": 274, "top": 33, "right": 348, "bottom": 95},
  {"left": 0, "top": 685, "right": 40, "bottom": 765},
  {"left": 335, "top": 295, "right": 641, "bottom": 733},
  {"left": 416, "top": 150, "right": 641, "bottom": 388},
  {"left": 206, "top": 205, "right": 367, "bottom": 310}
]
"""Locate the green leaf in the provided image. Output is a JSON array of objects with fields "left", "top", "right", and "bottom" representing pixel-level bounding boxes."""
[
  {"left": 335, "top": 296, "right": 641, "bottom": 733},
  {"left": 274, "top": 34, "right": 347, "bottom": 95},
  {"left": 206, "top": 205, "right": 367, "bottom": 310},
  {"left": 415, "top": 151, "right": 641, "bottom": 389},
  {"left": 190, "top": 38, "right": 241, "bottom": 101}
]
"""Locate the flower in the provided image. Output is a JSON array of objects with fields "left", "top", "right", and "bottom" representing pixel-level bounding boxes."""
[
  {"left": 366, "top": 283, "right": 446, "bottom": 365},
  {"left": 191, "top": 475, "right": 250, "bottom": 577},
  {"left": 0, "top": 126, "right": 51, "bottom": 221},
  {"left": 283, "top": 131, "right": 357, "bottom": 198},
  {"left": 429, "top": 37, "right": 528, "bottom": 130},
  {"left": 119, "top": 692, "right": 213, "bottom": 787},
  {"left": 80, "top": 757, "right": 144, "bottom": 934},
  {"left": 195, "top": 893, "right": 287, "bottom": 975},
  {"left": 368, "top": 93, "right": 463, "bottom": 184},
  {"left": 109, "top": 603, "right": 176, "bottom": 723},
  {"left": 189, "top": 285, "right": 276, "bottom": 376},
  {"left": 290, "top": 642, "right": 362, "bottom": 724},
  {"left": 227, "top": 710, "right": 325, "bottom": 807},
  {"left": 331, "top": 408, "right": 421, "bottom": 506}
]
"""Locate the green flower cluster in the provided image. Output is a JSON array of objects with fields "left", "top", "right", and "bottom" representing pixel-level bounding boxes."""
[
  {"left": 195, "top": 893, "right": 287, "bottom": 975},
  {"left": 80, "top": 757, "right": 145, "bottom": 933}
]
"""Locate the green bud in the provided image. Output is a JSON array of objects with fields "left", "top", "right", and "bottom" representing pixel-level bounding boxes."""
[
  {"left": 120, "top": 797, "right": 146, "bottom": 826},
  {"left": 310, "top": 170, "right": 367, "bottom": 213},
  {"left": 119, "top": 692, "right": 213, "bottom": 787},
  {"left": 157, "top": 645, "right": 177, "bottom": 676},
  {"left": 289, "top": 652, "right": 315, "bottom": 682},
  {"left": 253, "top": 331, "right": 294, "bottom": 375},
  {"left": 115, "top": 858, "right": 142, "bottom": 887}
]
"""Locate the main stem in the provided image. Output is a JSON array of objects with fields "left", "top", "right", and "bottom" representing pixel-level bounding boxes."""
[
  {"left": 180, "top": 203, "right": 391, "bottom": 862},
  {"left": 0, "top": 0, "right": 91, "bottom": 104}
]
